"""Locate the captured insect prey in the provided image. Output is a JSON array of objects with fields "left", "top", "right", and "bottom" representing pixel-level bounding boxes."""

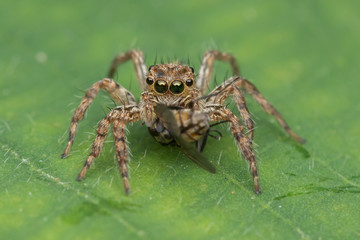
[
  {"left": 154, "top": 103, "right": 216, "bottom": 174},
  {"left": 61, "top": 49, "right": 305, "bottom": 195}
]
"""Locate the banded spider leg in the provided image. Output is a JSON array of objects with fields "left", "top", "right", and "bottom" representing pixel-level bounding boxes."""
[
  {"left": 76, "top": 106, "right": 140, "bottom": 194},
  {"left": 202, "top": 75, "right": 305, "bottom": 193},
  {"left": 62, "top": 50, "right": 146, "bottom": 158}
]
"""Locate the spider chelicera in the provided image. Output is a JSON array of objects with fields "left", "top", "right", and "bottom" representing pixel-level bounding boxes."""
[{"left": 61, "top": 49, "right": 305, "bottom": 194}]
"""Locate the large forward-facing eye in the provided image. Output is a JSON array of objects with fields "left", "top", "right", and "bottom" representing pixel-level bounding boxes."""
[
  {"left": 154, "top": 80, "right": 168, "bottom": 93},
  {"left": 169, "top": 80, "right": 184, "bottom": 94}
]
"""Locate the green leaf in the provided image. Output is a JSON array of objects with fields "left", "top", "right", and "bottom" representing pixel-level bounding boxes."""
[{"left": 1, "top": 1, "right": 359, "bottom": 239}]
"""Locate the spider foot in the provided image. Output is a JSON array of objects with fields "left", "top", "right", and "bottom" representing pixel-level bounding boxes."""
[
  {"left": 124, "top": 188, "right": 130, "bottom": 195},
  {"left": 298, "top": 137, "right": 306, "bottom": 144},
  {"left": 254, "top": 182, "right": 262, "bottom": 194},
  {"left": 76, "top": 175, "right": 84, "bottom": 181},
  {"left": 123, "top": 177, "right": 130, "bottom": 195},
  {"left": 255, "top": 188, "right": 262, "bottom": 194}
]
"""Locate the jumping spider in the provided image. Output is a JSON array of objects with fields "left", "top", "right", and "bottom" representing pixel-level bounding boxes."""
[{"left": 61, "top": 50, "right": 305, "bottom": 194}]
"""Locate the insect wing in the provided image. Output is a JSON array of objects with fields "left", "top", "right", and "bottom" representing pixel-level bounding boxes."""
[
  {"left": 154, "top": 104, "right": 180, "bottom": 136},
  {"left": 154, "top": 104, "right": 216, "bottom": 174},
  {"left": 178, "top": 138, "right": 216, "bottom": 173}
]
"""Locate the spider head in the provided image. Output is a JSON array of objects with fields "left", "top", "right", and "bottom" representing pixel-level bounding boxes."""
[{"left": 145, "top": 64, "right": 196, "bottom": 98}]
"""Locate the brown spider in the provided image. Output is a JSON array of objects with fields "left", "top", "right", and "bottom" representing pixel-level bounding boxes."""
[{"left": 61, "top": 50, "right": 305, "bottom": 195}]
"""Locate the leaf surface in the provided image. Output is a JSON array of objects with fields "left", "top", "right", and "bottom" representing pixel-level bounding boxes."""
[{"left": 1, "top": 1, "right": 359, "bottom": 239}]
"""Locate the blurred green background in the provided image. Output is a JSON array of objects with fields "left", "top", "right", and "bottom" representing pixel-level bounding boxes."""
[{"left": 1, "top": 0, "right": 359, "bottom": 239}]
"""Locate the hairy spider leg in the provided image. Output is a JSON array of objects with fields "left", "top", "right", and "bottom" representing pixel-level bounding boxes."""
[
  {"left": 238, "top": 78, "right": 305, "bottom": 144},
  {"left": 204, "top": 76, "right": 255, "bottom": 142},
  {"left": 61, "top": 78, "right": 136, "bottom": 158},
  {"left": 76, "top": 109, "right": 117, "bottom": 181},
  {"left": 205, "top": 76, "right": 305, "bottom": 144},
  {"left": 77, "top": 106, "right": 140, "bottom": 194},
  {"left": 197, "top": 50, "right": 240, "bottom": 95},
  {"left": 108, "top": 49, "right": 147, "bottom": 91},
  {"left": 206, "top": 105, "right": 261, "bottom": 194}
]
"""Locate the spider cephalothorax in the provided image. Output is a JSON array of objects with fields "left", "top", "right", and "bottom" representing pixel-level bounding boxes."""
[
  {"left": 143, "top": 63, "right": 204, "bottom": 146},
  {"left": 145, "top": 64, "right": 197, "bottom": 106},
  {"left": 61, "top": 49, "right": 305, "bottom": 195}
]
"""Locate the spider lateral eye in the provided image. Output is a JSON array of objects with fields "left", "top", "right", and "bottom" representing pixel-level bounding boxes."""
[
  {"left": 148, "top": 65, "right": 154, "bottom": 71},
  {"left": 146, "top": 77, "right": 154, "bottom": 85},
  {"left": 155, "top": 80, "right": 168, "bottom": 93},
  {"left": 185, "top": 79, "right": 193, "bottom": 87},
  {"left": 169, "top": 80, "right": 184, "bottom": 94},
  {"left": 190, "top": 67, "right": 194, "bottom": 73}
]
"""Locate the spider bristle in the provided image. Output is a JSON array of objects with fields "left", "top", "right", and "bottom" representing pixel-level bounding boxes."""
[
  {"left": 214, "top": 75, "right": 218, "bottom": 87},
  {"left": 198, "top": 52, "right": 203, "bottom": 63},
  {"left": 104, "top": 107, "right": 111, "bottom": 115},
  {"left": 110, "top": 98, "right": 117, "bottom": 107},
  {"left": 224, "top": 71, "right": 229, "bottom": 82},
  {"left": 177, "top": 56, "right": 182, "bottom": 64},
  {"left": 185, "top": 55, "right": 191, "bottom": 66},
  {"left": 153, "top": 50, "right": 158, "bottom": 65},
  {"left": 128, "top": 75, "right": 133, "bottom": 92},
  {"left": 76, "top": 87, "right": 87, "bottom": 94}
]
